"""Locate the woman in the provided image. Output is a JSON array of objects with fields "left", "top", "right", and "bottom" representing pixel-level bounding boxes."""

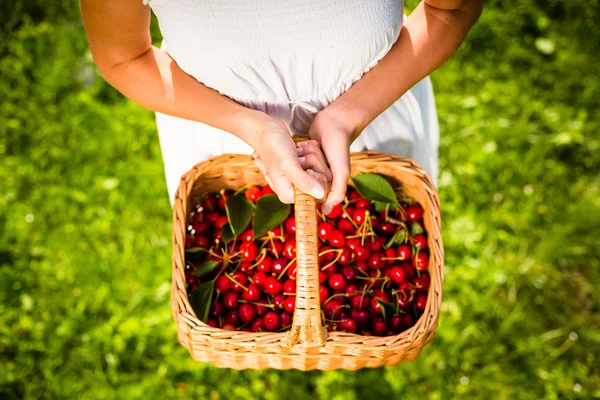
[{"left": 81, "top": 0, "right": 481, "bottom": 213}]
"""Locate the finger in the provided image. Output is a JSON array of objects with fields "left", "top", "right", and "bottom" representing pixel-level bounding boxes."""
[
  {"left": 253, "top": 156, "right": 267, "bottom": 176},
  {"left": 320, "top": 138, "right": 351, "bottom": 215},
  {"left": 298, "top": 153, "right": 333, "bottom": 181},
  {"left": 281, "top": 161, "right": 325, "bottom": 200},
  {"left": 270, "top": 173, "right": 295, "bottom": 204},
  {"left": 306, "top": 169, "right": 330, "bottom": 203}
]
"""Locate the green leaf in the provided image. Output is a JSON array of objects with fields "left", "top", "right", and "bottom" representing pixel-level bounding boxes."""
[
  {"left": 352, "top": 174, "right": 398, "bottom": 205},
  {"left": 253, "top": 194, "right": 291, "bottom": 238},
  {"left": 192, "top": 260, "right": 219, "bottom": 277},
  {"left": 385, "top": 227, "right": 407, "bottom": 248},
  {"left": 185, "top": 247, "right": 206, "bottom": 254},
  {"left": 410, "top": 221, "right": 424, "bottom": 236},
  {"left": 376, "top": 298, "right": 397, "bottom": 323},
  {"left": 189, "top": 280, "right": 215, "bottom": 322},
  {"left": 374, "top": 201, "right": 389, "bottom": 212},
  {"left": 221, "top": 223, "right": 235, "bottom": 243},
  {"left": 225, "top": 193, "right": 253, "bottom": 235}
]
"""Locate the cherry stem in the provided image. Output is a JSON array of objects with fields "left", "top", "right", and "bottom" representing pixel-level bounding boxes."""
[
  {"left": 238, "top": 300, "right": 275, "bottom": 308},
  {"left": 225, "top": 273, "right": 249, "bottom": 291},
  {"left": 321, "top": 249, "right": 343, "bottom": 270},
  {"left": 248, "top": 249, "right": 267, "bottom": 269},
  {"left": 277, "top": 257, "right": 297, "bottom": 281}
]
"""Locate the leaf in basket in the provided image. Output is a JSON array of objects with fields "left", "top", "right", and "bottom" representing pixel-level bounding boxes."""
[
  {"left": 352, "top": 174, "right": 398, "bottom": 205},
  {"left": 385, "top": 228, "right": 407, "bottom": 248},
  {"left": 221, "top": 223, "right": 235, "bottom": 243},
  {"left": 185, "top": 247, "right": 206, "bottom": 254},
  {"left": 189, "top": 280, "right": 215, "bottom": 322},
  {"left": 376, "top": 298, "right": 397, "bottom": 323},
  {"left": 225, "top": 193, "right": 253, "bottom": 235},
  {"left": 192, "top": 260, "right": 219, "bottom": 277},
  {"left": 253, "top": 194, "right": 291, "bottom": 238},
  {"left": 410, "top": 221, "right": 424, "bottom": 236},
  {"left": 374, "top": 201, "right": 389, "bottom": 212}
]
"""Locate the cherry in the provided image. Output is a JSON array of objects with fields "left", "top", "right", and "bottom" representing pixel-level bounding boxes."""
[
  {"left": 337, "top": 247, "right": 352, "bottom": 265},
  {"left": 412, "top": 234, "right": 427, "bottom": 249},
  {"left": 242, "top": 283, "right": 262, "bottom": 301},
  {"left": 255, "top": 303, "right": 269, "bottom": 316},
  {"left": 338, "top": 219, "right": 355, "bottom": 235},
  {"left": 268, "top": 226, "right": 282, "bottom": 238},
  {"left": 263, "top": 312, "right": 281, "bottom": 331},
  {"left": 223, "top": 292, "right": 239, "bottom": 309},
  {"left": 368, "top": 252, "right": 384, "bottom": 269},
  {"left": 353, "top": 244, "right": 371, "bottom": 262},
  {"left": 353, "top": 208, "right": 367, "bottom": 225},
  {"left": 401, "top": 263, "right": 416, "bottom": 279},
  {"left": 210, "top": 301, "right": 225, "bottom": 318},
  {"left": 185, "top": 236, "right": 193, "bottom": 249},
  {"left": 326, "top": 203, "right": 343, "bottom": 219},
  {"left": 268, "top": 240, "right": 284, "bottom": 257},
  {"left": 413, "top": 252, "right": 429, "bottom": 271},
  {"left": 286, "top": 261, "right": 297, "bottom": 279},
  {"left": 412, "top": 274, "right": 430, "bottom": 291},
  {"left": 273, "top": 294, "right": 285, "bottom": 309},
  {"left": 319, "top": 271, "right": 327, "bottom": 284},
  {"left": 341, "top": 207, "right": 355, "bottom": 221},
  {"left": 280, "top": 311, "right": 293, "bottom": 328},
  {"left": 245, "top": 186, "right": 262, "bottom": 202},
  {"left": 346, "top": 237, "right": 360, "bottom": 251},
  {"left": 284, "top": 215, "right": 296, "bottom": 234},
  {"left": 318, "top": 222, "right": 334, "bottom": 241},
  {"left": 256, "top": 255, "right": 273, "bottom": 273},
  {"left": 390, "top": 315, "right": 403, "bottom": 333},
  {"left": 328, "top": 274, "right": 347, "bottom": 291},
  {"left": 397, "top": 245, "right": 412, "bottom": 261},
  {"left": 350, "top": 309, "right": 371, "bottom": 327},
  {"left": 356, "top": 261, "right": 369, "bottom": 275},
  {"left": 240, "top": 242, "right": 258, "bottom": 261},
  {"left": 194, "top": 222, "right": 211, "bottom": 235},
  {"left": 283, "top": 296, "right": 296, "bottom": 313},
  {"left": 261, "top": 185, "right": 275, "bottom": 195},
  {"left": 355, "top": 199, "right": 371, "bottom": 210},
  {"left": 323, "top": 300, "right": 344, "bottom": 319},
  {"left": 341, "top": 266, "right": 357, "bottom": 282},
  {"left": 212, "top": 230, "right": 223, "bottom": 242},
  {"left": 240, "top": 230, "right": 254, "bottom": 243},
  {"left": 346, "top": 284, "right": 359, "bottom": 295},
  {"left": 340, "top": 319, "right": 357, "bottom": 333},
  {"left": 371, "top": 292, "right": 391, "bottom": 314},
  {"left": 389, "top": 266, "right": 408, "bottom": 284},
  {"left": 372, "top": 318, "right": 388, "bottom": 336},
  {"left": 265, "top": 276, "right": 283, "bottom": 296},
  {"left": 215, "top": 275, "right": 231, "bottom": 293},
  {"left": 192, "top": 235, "right": 209, "bottom": 249},
  {"left": 206, "top": 318, "right": 218, "bottom": 328},
  {"left": 351, "top": 295, "right": 370, "bottom": 310},
  {"left": 271, "top": 257, "right": 289, "bottom": 275},
  {"left": 348, "top": 190, "right": 362, "bottom": 201},
  {"left": 238, "top": 261, "right": 253, "bottom": 276},
  {"left": 217, "top": 192, "right": 230, "bottom": 211},
  {"left": 222, "top": 323, "right": 237, "bottom": 331},
  {"left": 378, "top": 222, "right": 396, "bottom": 236},
  {"left": 283, "top": 240, "right": 296, "bottom": 259},
  {"left": 201, "top": 194, "right": 218, "bottom": 211},
  {"left": 406, "top": 204, "right": 424, "bottom": 221},
  {"left": 239, "top": 303, "right": 257, "bottom": 323},
  {"left": 251, "top": 318, "right": 264, "bottom": 332},
  {"left": 369, "top": 237, "right": 386, "bottom": 252},
  {"left": 319, "top": 286, "right": 329, "bottom": 303},
  {"left": 384, "top": 248, "right": 397, "bottom": 265},
  {"left": 328, "top": 230, "right": 346, "bottom": 248},
  {"left": 397, "top": 292, "right": 413, "bottom": 310},
  {"left": 283, "top": 279, "right": 296, "bottom": 294},
  {"left": 224, "top": 310, "right": 240, "bottom": 326},
  {"left": 319, "top": 246, "right": 337, "bottom": 263},
  {"left": 216, "top": 215, "right": 229, "bottom": 229},
  {"left": 415, "top": 293, "right": 427, "bottom": 310},
  {"left": 229, "top": 272, "right": 248, "bottom": 292},
  {"left": 402, "top": 313, "right": 415, "bottom": 328},
  {"left": 206, "top": 211, "right": 219, "bottom": 225},
  {"left": 252, "top": 271, "right": 268, "bottom": 287}
]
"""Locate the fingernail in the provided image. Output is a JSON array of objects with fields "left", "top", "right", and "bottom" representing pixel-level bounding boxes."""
[
  {"left": 297, "top": 147, "right": 303, "bottom": 154},
  {"left": 322, "top": 204, "right": 332, "bottom": 215},
  {"left": 298, "top": 156, "right": 305, "bottom": 163}
]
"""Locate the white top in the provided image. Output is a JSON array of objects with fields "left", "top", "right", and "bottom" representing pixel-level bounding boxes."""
[{"left": 144, "top": 0, "right": 439, "bottom": 202}]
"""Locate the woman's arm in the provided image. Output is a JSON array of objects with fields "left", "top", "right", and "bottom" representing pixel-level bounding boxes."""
[
  {"left": 311, "top": 0, "right": 483, "bottom": 214},
  {"left": 80, "top": 0, "right": 328, "bottom": 202}
]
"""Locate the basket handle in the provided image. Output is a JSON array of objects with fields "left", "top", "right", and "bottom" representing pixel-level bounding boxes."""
[{"left": 285, "top": 136, "right": 327, "bottom": 347}]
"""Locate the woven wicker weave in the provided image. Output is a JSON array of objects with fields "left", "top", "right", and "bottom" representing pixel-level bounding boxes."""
[{"left": 171, "top": 151, "right": 443, "bottom": 370}]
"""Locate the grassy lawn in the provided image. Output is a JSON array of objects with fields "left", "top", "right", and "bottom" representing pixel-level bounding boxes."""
[{"left": 1, "top": 1, "right": 598, "bottom": 399}]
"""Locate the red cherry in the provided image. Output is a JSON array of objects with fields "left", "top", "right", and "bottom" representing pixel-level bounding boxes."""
[
  {"left": 397, "top": 292, "right": 413, "bottom": 310},
  {"left": 346, "top": 284, "right": 359, "bottom": 295},
  {"left": 351, "top": 295, "right": 370, "bottom": 310},
  {"left": 413, "top": 252, "right": 429, "bottom": 271},
  {"left": 205, "top": 211, "right": 219, "bottom": 225},
  {"left": 265, "top": 276, "right": 283, "bottom": 296},
  {"left": 319, "top": 246, "right": 337, "bottom": 263},
  {"left": 216, "top": 215, "right": 229, "bottom": 230},
  {"left": 338, "top": 219, "right": 355, "bottom": 235},
  {"left": 222, "top": 323, "right": 237, "bottom": 331},
  {"left": 415, "top": 293, "right": 427, "bottom": 310},
  {"left": 192, "top": 235, "right": 209, "bottom": 249},
  {"left": 412, "top": 234, "right": 427, "bottom": 249},
  {"left": 402, "top": 313, "right": 415, "bottom": 328},
  {"left": 201, "top": 194, "right": 218, "bottom": 211},
  {"left": 263, "top": 311, "right": 281, "bottom": 331},
  {"left": 348, "top": 190, "right": 362, "bottom": 201},
  {"left": 267, "top": 226, "right": 282, "bottom": 239},
  {"left": 273, "top": 294, "right": 285, "bottom": 310},
  {"left": 245, "top": 186, "right": 262, "bottom": 202},
  {"left": 217, "top": 192, "right": 230, "bottom": 211},
  {"left": 239, "top": 303, "right": 257, "bottom": 323},
  {"left": 280, "top": 311, "right": 293, "bottom": 328},
  {"left": 286, "top": 261, "right": 297, "bottom": 279},
  {"left": 326, "top": 203, "right": 343, "bottom": 219},
  {"left": 252, "top": 271, "right": 268, "bottom": 287},
  {"left": 236, "top": 261, "right": 251, "bottom": 276},
  {"left": 319, "top": 286, "right": 329, "bottom": 303},
  {"left": 389, "top": 266, "right": 408, "bottom": 284},
  {"left": 337, "top": 247, "right": 352, "bottom": 265},
  {"left": 210, "top": 301, "right": 225, "bottom": 318},
  {"left": 283, "top": 296, "right": 296, "bottom": 313},
  {"left": 384, "top": 248, "right": 397, "bottom": 265},
  {"left": 350, "top": 309, "right": 371, "bottom": 327},
  {"left": 283, "top": 279, "right": 296, "bottom": 294},
  {"left": 353, "top": 244, "right": 371, "bottom": 262},
  {"left": 223, "top": 292, "right": 240, "bottom": 310},
  {"left": 346, "top": 238, "right": 360, "bottom": 251},
  {"left": 270, "top": 257, "right": 288, "bottom": 275},
  {"left": 397, "top": 245, "right": 412, "bottom": 261},
  {"left": 378, "top": 222, "right": 396, "bottom": 236},
  {"left": 368, "top": 252, "right": 384, "bottom": 269},
  {"left": 341, "top": 207, "right": 355, "bottom": 221},
  {"left": 284, "top": 215, "right": 296, "bottom": 234},
  {"left": 323, "top": 300, "right": 344, "bottom": 319},
  {"left": 318, "top": 222, "right": 334, "bottom": 241},
  {"left": 268, "top": 240, "right": 284, "bottom": 257},
  {"left": 353, "top": 208, "right": 367, "bottom": 225},
  {"left": 340, "top": 319, "right": 357, "bottom": 333},
  {"left": 229, "top": 272, "right": 248, "bottom": 292},
  {"left": 255, "top": 303, "right": 269, "bottom": 316},
  {"left": 206, "top": 318, "right": 218, "bottom": 328},
  {"left": 372, "top": 318, "right": 388, "bottom": 336},
  {"left": 211, "top": 229, "right": 223, "bottom": 242},
  {"left": 251, "top": 318, "right": 264, "bottom": 332},
  {"left": 328, "top": 230, "right": 346, "bottom": 248},
  {"left": 185, "top": 236, "right": 194, "bottom": 249},
  {"left": 328, "top": 274, "right": 347, "bottom": 291},
  {"left": 318, "top": 271, "right": 327, "bottom": 284},
  {"left": 283, "top": 240, "right": 296, "bottom": 259},
  {"left": 356, "top": 261, "right": 369, "bottom": 275},
  {"left": 242, "top": 283, "right": 262, "bottom": 301},
  {"left": 256, "top": 255, "right": 273, "bottom": 273},
  {"left": 341, "top": 266, "right": 357, "bottom": 282},
  {"left": 215, "top": 275, "right": 231, "bottom": 293},
  {"left": 240, "top": 242, "right": 258, "bottom": 261},
  {"left": 390, "top": 315, "right": 403, "bottom": 333},
  {"left": 369, "top": 237, "right": 386, "bottom": 252},
  {"left": 413, "top": 274, "right": 430, "bottom": 291},
  {"left": 261, "top": 185, "right": 275, "bottom": 195},
  {"left": 406, "top": 204, "right": 424, "bottom": 221},
  {"left": 371, "top": 292, "right": 391, "bottom": 314},
  {"left": 356, "top": 198, "right": 371, "bottom": 210}
]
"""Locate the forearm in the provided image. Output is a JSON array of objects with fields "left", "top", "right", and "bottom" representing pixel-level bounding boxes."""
[
  {"left": 325, "top": 0, "right": 482, "bottom": 137},
  {"left": 100, "top": 47, "right": 266, "bottom": 146}
]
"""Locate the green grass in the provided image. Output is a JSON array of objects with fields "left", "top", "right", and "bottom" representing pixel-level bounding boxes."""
[{"left": 1, "top": 1, "right": 599, "bottom": 399}]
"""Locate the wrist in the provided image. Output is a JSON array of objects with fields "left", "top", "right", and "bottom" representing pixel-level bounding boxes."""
[
  {"left": 230, "top": 107, "right": 274, "bottom": 148},
  {"left": 319, "top": 102, "right": 370, "bottom": 142}
]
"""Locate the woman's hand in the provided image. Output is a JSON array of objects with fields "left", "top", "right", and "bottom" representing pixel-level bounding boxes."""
[
  {"left": 309, "top": 109, "right": 356, "bottom": 215},
  {"left": 251, "top": 117, "right": 330, "bottom": 204}
]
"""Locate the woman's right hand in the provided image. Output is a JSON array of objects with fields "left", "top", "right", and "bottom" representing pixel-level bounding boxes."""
[{"left": 249, "top": 117, "right": 331, "bottom": 204}]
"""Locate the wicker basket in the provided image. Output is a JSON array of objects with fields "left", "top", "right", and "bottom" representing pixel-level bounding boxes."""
[{"left": 171, "top": 151, "right": 443, "bottom": 370}]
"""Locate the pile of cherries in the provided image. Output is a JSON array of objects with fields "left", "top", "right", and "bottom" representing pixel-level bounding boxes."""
[{"left": 185, "top": 183, "right": 431, "bottom": 336}]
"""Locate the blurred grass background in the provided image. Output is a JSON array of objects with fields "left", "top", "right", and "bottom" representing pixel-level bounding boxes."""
[{"left": 1, "top": 0, "right": 599, "bottom": 398}]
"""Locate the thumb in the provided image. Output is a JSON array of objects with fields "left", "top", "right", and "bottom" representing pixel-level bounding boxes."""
[
  {"left": 319, "top": 135, "right": 351, "bottom": 215},
  {"left": 282, "top": 162, "right": 326, "bottom": 199}
]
